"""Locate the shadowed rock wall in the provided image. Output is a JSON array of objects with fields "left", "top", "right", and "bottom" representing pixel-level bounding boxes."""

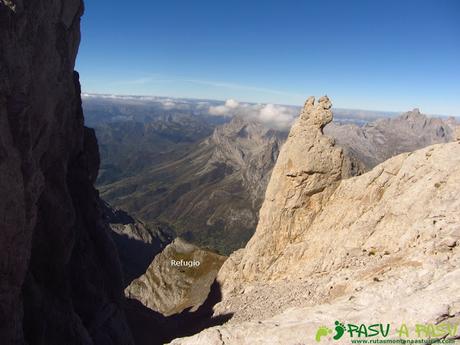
[{"left": 0, "top": 1, "right": 134, "bottom": 343}]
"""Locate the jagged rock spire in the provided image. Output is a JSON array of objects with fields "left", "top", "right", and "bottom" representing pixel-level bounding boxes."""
[
  {"left": 217, "top": 96, "right": 353, "bottom": 288},
  {"left": 299, "top": 95, "right": 333, "bottom": 130}
]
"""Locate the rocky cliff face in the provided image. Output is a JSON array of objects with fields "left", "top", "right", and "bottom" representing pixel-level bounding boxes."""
[
  {"left": 169, "top": 98, "right": 460, "bottom": 344},
  {"left": 216, "top": 96, "right": 355, "bottom": 287},
  {"left": 103, "top": 202, "right": 173, "bottom": 285},
  {"left": 0, "top": 1, "right": 133, "bottom": 344}
]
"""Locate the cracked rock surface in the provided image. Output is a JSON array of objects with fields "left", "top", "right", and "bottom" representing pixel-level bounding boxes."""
[
  {"left": 0, "top": 1, "right": 134, "bottom": 344},
  {"left": 169, "top": 98, "right": 460, "bottom": 344}
]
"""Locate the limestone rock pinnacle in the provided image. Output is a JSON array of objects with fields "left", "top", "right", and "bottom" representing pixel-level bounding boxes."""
[
  {"left": 300, "top": 95, "right": 333, "bottom": 129},
  {"left": 169, "top": 132, "right": 460, "bottom": 345},
  {"left": 216, "top": 96, "right": 352, "bottom": 290}
]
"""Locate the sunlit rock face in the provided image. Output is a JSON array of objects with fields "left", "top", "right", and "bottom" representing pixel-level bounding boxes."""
[
  {"left": 217, "top": 96, "right": 355, "bottom": 288},
  {"left": 126, "top": 238, "right": 226, "bottom": 317},
  {"left": 169, "top": 98, "right": 460, "bottom": 344}
]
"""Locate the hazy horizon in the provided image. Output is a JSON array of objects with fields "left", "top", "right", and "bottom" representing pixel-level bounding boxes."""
[{"left": 82, "top": 92, "right": 459, "bottom": 118}]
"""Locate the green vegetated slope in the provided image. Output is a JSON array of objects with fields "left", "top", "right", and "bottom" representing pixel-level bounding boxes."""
[
  {"left": 95, "top": 114, "right": 214, "bottom": 185},
  {"left": 98, "top": 116, "right": 284, "bottom": 255}
]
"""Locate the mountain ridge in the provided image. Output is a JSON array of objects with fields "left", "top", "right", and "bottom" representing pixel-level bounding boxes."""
[
  {"left": 169, "top": 97, "right": 460, "bottom": 344},
  {"left": 99, "top": 115, "right": 284, "bottom": 254},
  {"left": 325, "top": 108, "right": 458, "bottom": 169},
  {"left": 95, "top": 103, "right": 457, "bottom": 255}
]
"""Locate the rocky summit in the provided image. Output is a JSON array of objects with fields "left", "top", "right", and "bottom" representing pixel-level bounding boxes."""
[
  {"left": 325, "top": 108, "right": 458, "bottom": 169},
  {"left": 216, "top": 96, "right": 357, "bottom": 286},
  {"left": 169, "top": 97, "right": 460, "bottom": 344}
]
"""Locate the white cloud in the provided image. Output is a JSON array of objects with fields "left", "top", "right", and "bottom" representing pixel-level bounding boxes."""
[
  {"left": 208, "top": 99, "right": 245, "bottom": 116},
  {"left": 208, "top": 99, "right": 298, "bottom": 129},
  {"left": 209, "top": 99, "right": 240, "bottom": 116},
  {"left": 225, "top": 99, "right": 239, "bottom": 109},
  {"left": 208, "top": 105, "right": 227, "bottom": 115},
  {"left": 257, "top": 104, "right": 295, "bottom": 129}
]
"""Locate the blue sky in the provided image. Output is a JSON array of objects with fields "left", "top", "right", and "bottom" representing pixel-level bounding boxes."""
[{"left": 77, "top": 0, "right": 460, "bottom": 115}]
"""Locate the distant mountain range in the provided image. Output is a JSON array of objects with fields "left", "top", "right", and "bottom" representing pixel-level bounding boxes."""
[
  {"left": 173, "top": 97, "right": 460, "bottom": 345},
  {"left": 325, "top": 108, "right": 458, "bottom": 169},
  {"left": 82, "top": 93, "right": 422, "bottom": 127},
  {"left": 95, "top": 115, "right": 214, "bottom": 185},
  {"left": 84, "top": 95, "right": 458, "bottom": 255},
  {"left": 98, "top": 116, "right": 284, "bottom": 255}
]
